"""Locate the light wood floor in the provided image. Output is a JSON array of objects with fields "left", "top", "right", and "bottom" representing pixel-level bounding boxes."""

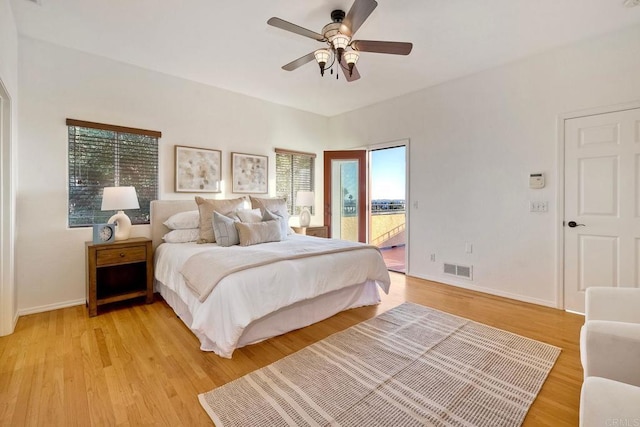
[{"left": 0, "top": 273, "right": 584, "bottom": 426}]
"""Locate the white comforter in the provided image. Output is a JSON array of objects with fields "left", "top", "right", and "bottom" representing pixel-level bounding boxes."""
[{"left": 154, "top": 235, "right": 391, "bottom": 357}]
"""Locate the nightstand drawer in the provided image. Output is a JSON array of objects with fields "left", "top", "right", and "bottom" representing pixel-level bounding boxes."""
[
  {"left": 96, "top": 245, "right": 146, "bottom": 266},
  {"left": 305, "top": 227, "right": 328, "bottom": 238},
  {"left": 292, "top": 225, "right": 328, "bottom": 238}
]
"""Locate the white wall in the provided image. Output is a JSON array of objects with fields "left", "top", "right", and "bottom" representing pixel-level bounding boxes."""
[
  {"left": 17, "top": 37, "right": 329, "bottom": 313},
  {"left": 329, "top": 24, "right": 640, "bottom": 307},
  {"left": 0, "top": 0, "right": 18, "bottom": 335}
]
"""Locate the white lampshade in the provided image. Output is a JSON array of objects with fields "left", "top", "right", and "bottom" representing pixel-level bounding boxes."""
[
  {"left": 101, "top": 186, "right": 140, "bottom": 211},
  {"left": 330, "top": 33, "right": 350, "bottom": 51},
  {"left": 343, "top": 50, "right": 360, "bottom": 66},
  {"left": 314, "top": 49, "right": 331, "bottom": 66},
  {"left": 101, "top": 186, "right": 139, "bottom": 241},
  {"left": 296, "top": 191, "right": 315, "bottom": 207}
]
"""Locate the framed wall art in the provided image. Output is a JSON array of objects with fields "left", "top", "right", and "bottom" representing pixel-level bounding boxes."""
[
  {"left": 175, "top": 145, "right": 222, "bottom": 193},
  {"left": 231, "top": 152, "right": 268, "bottom": 194}
]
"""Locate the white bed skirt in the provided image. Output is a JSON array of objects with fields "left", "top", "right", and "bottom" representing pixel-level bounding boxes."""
[{"left": 155, "top": 279, "right": 382, "bottom": 352}]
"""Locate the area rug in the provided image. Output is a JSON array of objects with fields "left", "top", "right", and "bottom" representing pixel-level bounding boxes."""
[{"left": 199, "top": 302, "right": 561, "bottom": 426}]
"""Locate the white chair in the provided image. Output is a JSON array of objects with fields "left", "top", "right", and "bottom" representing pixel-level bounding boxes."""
[
  {"left": 579, "top": 288, "right": 640, "bottom": 426},
  {"left": 580, "top": 287, "right": 640, "bottom": 387},
  {"left": 580, "top": 377, "right": 640, "bottom": 427}
]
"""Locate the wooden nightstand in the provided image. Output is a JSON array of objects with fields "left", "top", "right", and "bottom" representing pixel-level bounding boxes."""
[
  {"left": 85, "top": 237, "right": 153, "bottom": 317},
  {"left": 292, "top": 225, "right": 329, "bottom": 238}
]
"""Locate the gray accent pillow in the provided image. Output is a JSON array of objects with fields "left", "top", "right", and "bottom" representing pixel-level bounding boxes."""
[
  {"left": 212, "top": 211, "right": 240, "bottom": 247},
  {"left": 262, "top": 209, "right": 288, "bottom": 240},
  {"left": 235, "top": 220, "right": 283, "bottom": 246}
]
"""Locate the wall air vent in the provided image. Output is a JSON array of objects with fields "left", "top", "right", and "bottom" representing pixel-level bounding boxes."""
[{"left": 443, "top": 263, "right": 473, "bottom": 280}]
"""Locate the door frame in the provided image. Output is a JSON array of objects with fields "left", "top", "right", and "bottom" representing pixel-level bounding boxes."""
[
  {"left": 556, "top": 100, "right": 640, "bottom": 311},
  {"left": 323, "top": 150, "right": 367, "bottom": 241},
  {"left": 0, "top": 79, "right": 16, "bottom": 336}
]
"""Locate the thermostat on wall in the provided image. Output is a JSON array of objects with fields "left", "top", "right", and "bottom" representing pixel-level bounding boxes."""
[{"left": 529, "top": 173, "right": 545, "bottom": 189}]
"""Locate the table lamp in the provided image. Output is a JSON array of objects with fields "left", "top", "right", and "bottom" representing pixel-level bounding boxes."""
[
  {"left": 101, "top": 186, "right": 140, "bottom": 241},
  {"left": 296, "top": 191, "right": 314, "bottom": 227}
]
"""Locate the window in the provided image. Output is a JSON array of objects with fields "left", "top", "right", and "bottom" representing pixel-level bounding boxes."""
[
  {"left": 67, "top": 119, "right": 160, "bottom": 227},
  {"left": 275, "top": 148, "right": 316, "bottom": 215}
]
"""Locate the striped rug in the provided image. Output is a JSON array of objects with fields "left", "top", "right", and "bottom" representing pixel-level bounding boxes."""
[{"left": 199, "top": 302, "right": 561, "bottom": 426}]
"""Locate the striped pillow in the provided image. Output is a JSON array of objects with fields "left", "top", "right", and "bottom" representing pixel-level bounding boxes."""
[{"left": 212, "top": 211, "right": 240, "bottom": 247}]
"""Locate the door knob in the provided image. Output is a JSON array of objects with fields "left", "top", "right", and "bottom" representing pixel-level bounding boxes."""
[{"left": 567, "top": 221, "right": 585, "bottom": 228}]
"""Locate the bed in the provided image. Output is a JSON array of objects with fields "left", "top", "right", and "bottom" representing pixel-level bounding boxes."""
[{"left": 151, "top": 199, "right": 391, "bottom": 358}]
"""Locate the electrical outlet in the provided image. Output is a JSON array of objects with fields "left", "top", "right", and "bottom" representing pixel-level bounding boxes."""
[
  {"left": 430, "top": 254, "right": 435, "bottom": 262},
  {"left": 529, "top": 201, "right": 548, "bottom": 213}
]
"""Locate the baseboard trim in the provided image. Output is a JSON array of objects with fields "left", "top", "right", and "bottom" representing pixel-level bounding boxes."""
[
  {"left": 18, "top": 298, "right": 86, "bottom": 316},
  {"left": 409, "top": 272, "right": 558, "bottom": 309}
]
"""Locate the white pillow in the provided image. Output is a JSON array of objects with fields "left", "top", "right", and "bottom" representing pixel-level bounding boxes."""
[
  {"left": 236, "top": 208, "right": 262, "bottom": 223},
  {"left": 235, "top": 220, "right": 283, "bottom": 246},
  {"left": 162, "top": 228, "right": 200, "bottom": 243},
  {"left": 163, "top": 210, "right": 200, "bottom": 230}
]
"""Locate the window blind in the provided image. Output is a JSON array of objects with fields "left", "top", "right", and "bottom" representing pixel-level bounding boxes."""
[
  {"left": 67, "top": 119, "right": 160, "bottom": 227},
  {"left": 275, "top": 149, "right": 315, "bottom": 215}
]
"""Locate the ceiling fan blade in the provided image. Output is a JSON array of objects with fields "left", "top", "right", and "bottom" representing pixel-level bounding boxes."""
[
  {"left": 342, "top": 64, "right": 361, "bottom": 82},
  {"left": 342, "top": 0, "right": 378, "bottom": 37},
  {"left": 351, "top": 40, "right": 413, "bottom": 55},
  {"left": 282, "top": 52, "right": 317, "bottom": 71},
  {"left": 267, "top": 17, "right": 325, "bottom": 41}
]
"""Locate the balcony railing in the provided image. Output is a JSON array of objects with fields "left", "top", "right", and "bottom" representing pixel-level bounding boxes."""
[
  {"left": 371, "top": 199, "right": 405, "bottom": 214},
  {"left": 341, "top": 199, "right": 406, "bottom": 216}
]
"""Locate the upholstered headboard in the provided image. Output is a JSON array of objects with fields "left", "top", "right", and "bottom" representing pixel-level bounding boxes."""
[{"left": 150, "top": 199, "right": 198, "bottom": 250}]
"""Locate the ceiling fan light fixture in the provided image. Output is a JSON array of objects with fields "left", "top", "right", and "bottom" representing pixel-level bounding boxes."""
[
  {"left": 314, "top": 49, "right": 331, "bottom": 76},
  {"left": 267, "top": 0, "right": 412, "bottom": 83},
  {"left": 330, "top": 33, "right": 350, "bottom": 50},
  {"left": 343, "top": 50, "right": 359, "bottom": 65},
  {"left": 330, "top": 33, "right": 350, "bottom": 63},
  {"left": 343, "top": 50, "right": 359, "bottom": 76}
]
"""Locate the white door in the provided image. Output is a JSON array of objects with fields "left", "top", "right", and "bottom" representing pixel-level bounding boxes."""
[{"left": 564, "top": 107, "right": 640, "bottom": 312}]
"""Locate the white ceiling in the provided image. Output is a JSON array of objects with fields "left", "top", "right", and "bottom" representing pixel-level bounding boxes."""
[{"left": 10, "top": 0, "right": 640, "bottom": 117}]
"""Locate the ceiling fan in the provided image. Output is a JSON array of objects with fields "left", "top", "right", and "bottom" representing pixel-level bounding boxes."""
[{"left": 267, "top": 0, "right": 413, "bottom": 82}]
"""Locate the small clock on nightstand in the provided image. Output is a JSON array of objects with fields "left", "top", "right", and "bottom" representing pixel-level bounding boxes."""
[{"left": 93, "top": 223, "right": 116, "bottom": 244}]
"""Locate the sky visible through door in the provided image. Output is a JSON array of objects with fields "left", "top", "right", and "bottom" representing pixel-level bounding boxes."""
[{"left": 371, "top": 146, "right": 406, "bottom": 199}]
